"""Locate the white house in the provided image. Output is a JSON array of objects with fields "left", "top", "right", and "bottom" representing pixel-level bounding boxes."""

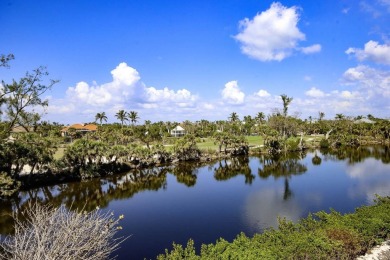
[{"left": 170, "top": 126, "right": 186, "bottom": 137}]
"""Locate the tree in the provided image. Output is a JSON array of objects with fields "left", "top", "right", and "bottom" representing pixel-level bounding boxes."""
[
  {"left": 229, "top": 112, "right": 239, "bottom": 123},
  {"left": 280, "top": 94, "right": 293, "bottom": 117},
  {"left": 95, "top": 112, "right": 107, "bottom": 126},
  {"left": 1, "top": 66, "right": 58, "bottom": 136},
  {"left": 115, "top": 110, "right": 128, "bottom": 128},
  {"left": 255, "top": 112, "right": 265, "bottom": 124},
  {"left": 133, "top": 124, "right": 162, "bottom": 149},
  {"left": 318, "top": 111, "right": 325, "bottom": 121},
  {"left": 128, "top": 111, "right": 139, "bottom": 125},
  {"left": 0, "top": 54, "right": 14, "bottom": 68},
  {"left": 335, "top": 113, "right": 345, "bottom": 120}
]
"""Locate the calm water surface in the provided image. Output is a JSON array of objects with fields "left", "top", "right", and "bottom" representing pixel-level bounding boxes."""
[{"left": 1, "top": 146, "right": 390, "bottom": 259}]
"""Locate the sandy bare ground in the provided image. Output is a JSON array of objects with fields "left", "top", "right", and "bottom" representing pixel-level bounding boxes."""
[{"left": 357, "top": 241, "right": 390, "bottom": 260}]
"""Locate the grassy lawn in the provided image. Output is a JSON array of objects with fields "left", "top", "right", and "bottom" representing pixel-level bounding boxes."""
[
  {"left": 196, "top": 136, "right": 264, "bottom": 151},
  {"left": 53, "top": 146, "right": 67, "bottom": 160}
]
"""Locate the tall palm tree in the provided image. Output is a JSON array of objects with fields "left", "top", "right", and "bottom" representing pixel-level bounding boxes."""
[
  {"left": 335, "top": 113, "right": 345, "bottom": 120},
  {"left": 115, "top": 110, "right": 128, "bottom": 128},
  {"left": 229, "top": 112, "right": 239, "bottom": 122},
  {"left": 95, "top": 112, "right": 107, "bottom": 126},
  {"left": 255, "top": 112, "right": 265, "bottom": 124},
  {"left": 318, "top": 111, "right": 325, "bottom": 121},
  {"left": 128, "top": 111, "right": 139, "bottom": 125},
  {"left": 280, "top": 94, "right": 293, "bottom": 117}
]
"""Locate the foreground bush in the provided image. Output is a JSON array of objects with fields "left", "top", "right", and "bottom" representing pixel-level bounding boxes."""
[
  {"left": 158, "top": 196, "right": 390, "bottom": 259},
  {"left": 0, "top": 203, "right": 126, "bottom": 260}
]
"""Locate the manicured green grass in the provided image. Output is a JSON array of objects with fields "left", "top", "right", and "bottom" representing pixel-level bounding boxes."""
[
  {"left": 53, "top": 145, "right": 67, "bottom": 160},
  {"left": 196, "top": 136, "right": 264, "bottom": 151}
]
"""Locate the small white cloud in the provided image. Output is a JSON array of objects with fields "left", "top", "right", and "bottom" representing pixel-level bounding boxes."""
[
  {"left": 303, "top": 75, "right": 312, "bottom": 81},
  {"left": 234, "top": 2, "right": 306, "bottom": 61},
  {"left": 300, "top": 44, "right": 322, "bottom": 54},
  {"left": 343, "top": 66, "right": 365, "bottom": 82},
  {"left": 203, "top": 103, "right": 215, "bottom": 110},
  {"left": 222, "top": 80, "right": 245, "bottom": 104},
  {"left": 305, "top": 87, "right": 325, "bottom": 98},
  {"left": 340, "top": 90, "right": 360, "bottom": 99},
  {"left": 342, "top": 8, "right": 350, "bottom": 14},
  {"left": 255, "top": 89, "right": 271, "bottom": 97},
  {"left": 346, "top": 40, "right": 390, "bottom": 65}
]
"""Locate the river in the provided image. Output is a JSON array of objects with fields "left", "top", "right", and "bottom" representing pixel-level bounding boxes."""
[{"left": 1, "top": 146, "right": 390, "bottom": 259}]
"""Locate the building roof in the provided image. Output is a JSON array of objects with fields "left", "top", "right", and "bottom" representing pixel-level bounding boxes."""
[
  {"left": 61, "top": 123, "right": 98, "bottom": 132},
  {"left": 171, "top": 125, "right": 185, "bottom": 131}
]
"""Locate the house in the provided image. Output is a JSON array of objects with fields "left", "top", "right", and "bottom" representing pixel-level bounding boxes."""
[
  {"left": 170, "top": 125, "right": 186, "bottom": 137},
  {"left": 61, "top": 123, "right": 98, "bottom": 137}
]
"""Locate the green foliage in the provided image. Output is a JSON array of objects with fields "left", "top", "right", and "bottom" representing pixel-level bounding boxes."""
[
  {"left": 319, "top": 138, "right": 330, "bottom": 148},
  {"left": 173, "top": 135, "right": 201, "bottom": 161},
  {"left": 286, "top": 137, "right": 300, "bottom": 151},
  {"left": 158, "top": 196, "right": 390, "bottom": 260},
  {"left": 0, "top": 171, "right": 20, "bottom": 197}
]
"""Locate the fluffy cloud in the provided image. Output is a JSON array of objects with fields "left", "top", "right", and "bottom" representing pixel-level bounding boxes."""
[
  {"left": 51, "top": 62, "right": 197, "bottom": 121},
  {"left": 66, "top": 62, "right": 140, "bottom": 106},
  {"left": 346, "top": 41, "right": 390, "bottom": 65},
  {"left": 305, "top": 87, "right": 325, "bottom": 98},
  {"left": 234, "top": 2, "right": 320, "bottom": 61},
  {"left": 144, "top": 87, "right": 197, "bottom": 106},
  {"left": 255, "top": 89, "right": 271, "bottom": 97},
  {"left": 342, "top": 65, "right": 390, "bottom": 98},
  {"left": 221, "top": 81, "right": 245, "bottom": 104}
]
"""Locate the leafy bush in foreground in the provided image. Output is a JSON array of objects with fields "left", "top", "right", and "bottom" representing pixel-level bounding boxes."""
[{"left": 158, "top": 196, "right": 390, "bottom": 260}]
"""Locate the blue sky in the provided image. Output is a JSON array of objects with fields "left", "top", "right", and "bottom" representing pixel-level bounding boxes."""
[{"left": 1, "top": 0, "right": 390, "bottom": 124}]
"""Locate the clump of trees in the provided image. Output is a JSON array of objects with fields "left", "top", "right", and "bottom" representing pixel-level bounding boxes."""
[{"left": 0, "top": 202, "right": 126, "bottom": 259}]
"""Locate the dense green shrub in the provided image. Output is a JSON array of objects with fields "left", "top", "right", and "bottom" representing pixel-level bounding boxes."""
[
  {"left": 319, "top": 138, "right": 330, "bottom": 148},
  {"left": 158, "top": 196, "right": 390, "bottom": 260}
]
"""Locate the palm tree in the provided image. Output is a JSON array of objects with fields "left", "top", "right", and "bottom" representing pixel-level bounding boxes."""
[
  {"left": 335, "top": 113, "right": 345, "bottom": 120},
  {"left": 115, "top": 110, "right": 128, "bottom": 128},
  {"left": 318, "top": 111, "right": 325, "bottom": 121},
  {"left": 95, "top": 112, "right": 107, "bottom": 126},
  {"left": 255, "top": 112, "right": 265, "bottom": 124},
  {"left": 229, "top": 112, "right": 239, "bottom": 122},
  {"left": 128, "top": 111, "right": 139, "bottom": 125},
  {"left": 280, "top": 94, "right": 293, "bottom": 117}
]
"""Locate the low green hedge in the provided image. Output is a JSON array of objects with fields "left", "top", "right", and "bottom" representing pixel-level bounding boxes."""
[{"left": 158, "top": 196, "right": 390, "bottom": 259}]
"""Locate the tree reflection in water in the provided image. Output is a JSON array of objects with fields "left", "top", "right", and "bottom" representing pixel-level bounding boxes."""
[
  {"left": 170, "top": 163, "right": 199, "bottom": 187},
  {"left": 320, "top": 145, "right": 390, "bottom": 165},
  {"left": 258, "top": 152, "right": 308, "bottom": 201},
  {"left": 0, "top": 167, "right": 169, "bottom": 235},
  {"left": 214, "top": 156, "right": 255, "bottom": 185}
]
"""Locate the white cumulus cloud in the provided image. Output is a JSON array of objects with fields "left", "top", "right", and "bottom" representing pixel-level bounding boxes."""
[
  {"left": 346, "top": 40, "right": 390, "bottom": 65},
  {"left": 305, "top": 87, "right": 325, "bottom": 98},
  {"left": 255, "top": 89, "right": 271, "bottom": 97},
  {"left": 143, "top": 87, "right": 197, "bottom": 107},
  {"left": 222, "top": 80, "right": 245, "bottom": 104},
  {"left": 234, "top": 2, "right": 319, "bottom": 61},
  {"left": 51, "top": 62, "right": 198, "bottom": 122}
]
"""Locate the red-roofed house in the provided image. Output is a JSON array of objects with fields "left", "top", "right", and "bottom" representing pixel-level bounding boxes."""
[{"left": 61, "top": 123, "right": 98, "bottom": 137}]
